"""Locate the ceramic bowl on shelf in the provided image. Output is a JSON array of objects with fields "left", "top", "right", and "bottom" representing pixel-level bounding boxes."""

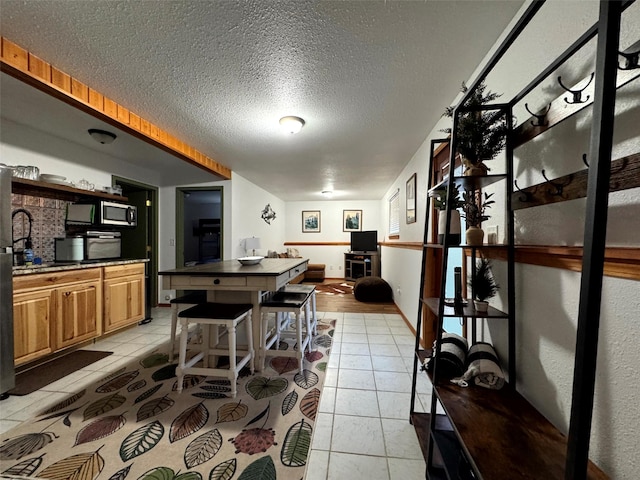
[
  {"left": 39, "top": 173, "right": 67, "bottom": 183},
  {"left": 237, "top": 256, "right": 264, "bottom": 266}
]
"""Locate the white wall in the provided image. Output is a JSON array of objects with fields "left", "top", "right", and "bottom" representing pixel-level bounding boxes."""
[
  {"left": 379, "top": 135, "right": 432, "bottom": 331},
  {"left": 284, "top": 200, "right": 381, "bottom": 275},
  {"left": 0, "top": 118, "right": 162, "bottom": 188},
  {"left": 230, "top": 173, "right": 285, "bottom": 259},
  {"left": 378, "top": 2, "right": 639, "bottom": 477}
]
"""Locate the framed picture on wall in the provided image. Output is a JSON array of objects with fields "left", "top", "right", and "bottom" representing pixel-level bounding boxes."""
[
  {"left": 302, "top": 210, "right": 321, "bottom": 233},
  {"left": 406, "top": 173, "right": 417, "bottom": 224},
  {"left": 343, "top": 209, "right": 362, "bottom": 232}
]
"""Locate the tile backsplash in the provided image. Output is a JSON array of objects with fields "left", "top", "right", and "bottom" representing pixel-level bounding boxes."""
[{"left": 11, "top": 194, "right": 67, "bottom": 262}]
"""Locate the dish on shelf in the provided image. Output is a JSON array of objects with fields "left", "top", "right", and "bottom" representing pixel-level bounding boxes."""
[
  {"left": 237, "top": 256, "right": 264, "bottom": 266},
  {"left": 39, "top": 173, "right": 67, "bottom": 183}
]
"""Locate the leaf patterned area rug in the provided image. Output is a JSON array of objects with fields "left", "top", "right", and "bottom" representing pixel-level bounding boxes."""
[{"left": 0, "top": 318, "right": 336, "bottom": 480}]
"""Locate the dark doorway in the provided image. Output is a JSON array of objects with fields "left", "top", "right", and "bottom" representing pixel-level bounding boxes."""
[
  {"left": 176, "top": 187, "right": 223, "bottom": 267},
  {"left": 113, "top": 176, "right": 158, "bottom": 322}
]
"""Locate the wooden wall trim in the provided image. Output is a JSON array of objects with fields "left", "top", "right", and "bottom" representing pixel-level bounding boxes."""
[
  {"left": 1, "top": 37, "right": 231, "bottom": 181},
  {"left": 284, "top": 242, "right": 349, "bottom": 247},
  {"left": 381, "top": 241, "right": 423, "bottom": 250},
  {"left": 482, "top": 245, "right": 640, "bottom": 281},
  {"left": 284, "top": 241, "right": 638, "bottom": 280}
]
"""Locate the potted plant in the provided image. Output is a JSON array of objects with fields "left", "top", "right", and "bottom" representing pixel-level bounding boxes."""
[
  {"left": 469, "top": 257, "right": 499, "bottom": 312},
  {"left": 442, "top": 80, "right": 508, "bottom": 176},
  {"left": 461, "top": 190, "right": 494, "bottom": 245},
  {"left": 429, "top": 183, "right": 463, "bottom": 245}
]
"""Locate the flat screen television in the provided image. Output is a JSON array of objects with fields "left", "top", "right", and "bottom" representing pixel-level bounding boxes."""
[{"left": 351, "top": 230, "right": 378, "bottom": 253}]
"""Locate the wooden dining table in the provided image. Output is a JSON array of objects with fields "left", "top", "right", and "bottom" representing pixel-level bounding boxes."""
[{"left": 159, "top": 257, "right": 308, "bottom": 370}]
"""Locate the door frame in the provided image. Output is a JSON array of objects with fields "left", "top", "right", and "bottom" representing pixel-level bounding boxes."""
[
  {"left": 175, "top": 186, "right": 224, "bottom": 268},
  {"left": 112, "top": 176, "right": 159, "bottom": 310}
]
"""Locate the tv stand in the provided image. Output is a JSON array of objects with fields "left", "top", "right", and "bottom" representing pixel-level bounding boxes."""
[{"left": 344, "top": 251, "right": 380, "bottom": 281}]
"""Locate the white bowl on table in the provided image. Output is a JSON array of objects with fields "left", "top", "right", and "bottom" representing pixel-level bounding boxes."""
[{"left": 237, "top": 256, "right": 264, "bottom": 266}]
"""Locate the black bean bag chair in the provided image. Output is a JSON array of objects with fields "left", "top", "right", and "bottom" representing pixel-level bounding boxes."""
[{"left": 353, "top": 276, "right": 393, "bottom": 302}]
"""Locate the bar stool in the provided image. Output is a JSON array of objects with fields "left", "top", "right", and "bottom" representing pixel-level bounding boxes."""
[
  {"left": 176, "top": 302, "right": 254, "bottom": 398},
  {"left": 281, "top": 284, "right": 318, "bottom": 336},
  {"left": 260, "top": 291, "right": 313, "bottom": 373},
  {"left": 168, "top": 291, "right": 208, "bottom": 361}
]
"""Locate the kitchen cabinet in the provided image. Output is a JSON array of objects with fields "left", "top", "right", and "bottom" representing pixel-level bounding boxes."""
[
  {"left": 12, "top": 288, "right": 54, "bottom": 365},
  {"left": 56, "top": 277, "right": 102, "bottom": 350},
  {"left": 103, "top": 263, "right": 145, "bottom": 332},
  {"left": 13, "top": 268, "right": 102, "bottom": 365}
]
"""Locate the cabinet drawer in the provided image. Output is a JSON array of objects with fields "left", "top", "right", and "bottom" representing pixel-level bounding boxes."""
[
  {"left": 14, "top": 267, "right": 102, "bottom": 291},
  {"left": 189, "top": 276, "right": 247, "bottom": 287},
  {"left": 290, "top": 263, "right": 307, "bottom": 279},
  {"left": 103, "top": 263, "right": 145, "bottom": 279}
]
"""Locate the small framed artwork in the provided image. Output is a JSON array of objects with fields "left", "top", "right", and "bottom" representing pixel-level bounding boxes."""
[
  {"left": 406, "top": 173, "right": 417, "bottom": 224},
  {"left": 302, "top": 210, "right": 321, "bottom": 233},
  {"left": 343, "top": 209, "right": 362, "bottom": 232}
]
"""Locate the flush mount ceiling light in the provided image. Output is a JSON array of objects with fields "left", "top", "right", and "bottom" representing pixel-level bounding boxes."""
[
  {"left": 88, "top": 128, "right": 117, "bottom": 144},
  {"left": 322, "top": 190, "right": 333, "bottom": 198},
  {"left": 279, "top": 116, "right": 305, "bottom": 134}
]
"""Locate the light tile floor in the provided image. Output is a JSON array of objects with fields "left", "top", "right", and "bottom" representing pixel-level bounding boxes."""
[{"left": 0, "top": 307, "right": 432, "bottom": 479}]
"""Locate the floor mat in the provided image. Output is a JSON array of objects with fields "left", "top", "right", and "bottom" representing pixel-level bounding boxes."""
[{"left": 8, "top": 350, "right": 113, "bottom": 396}]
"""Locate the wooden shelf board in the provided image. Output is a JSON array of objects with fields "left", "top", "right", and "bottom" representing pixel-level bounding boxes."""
[
  {"left": 512, "top": 152, "right": 640, "bottom": 210},
  {"left": 423, "top": 297, "right": 509, "bottom": 319},
  {"left": 430, "top": 174, "right": 507, "bottom": 194},
  {"left": 12, "top": 178, "right": 128, "bottom": 202},
  {"left": 434, "top": 382, "right": 608, "bottom": 480}
]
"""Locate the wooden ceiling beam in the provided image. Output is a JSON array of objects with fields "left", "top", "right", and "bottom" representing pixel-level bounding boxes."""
[{"left": 1, "top": 37, "right": 231, "bottom": 181}]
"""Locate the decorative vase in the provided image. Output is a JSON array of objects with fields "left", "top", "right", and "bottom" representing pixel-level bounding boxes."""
[
  {"left": 465, "top": 226, "right": 484, "bottom": 246},
  {"left": 438, "top": 210, "right": 461, "bottom": 246},
  {"left": 463, "top": 161, "right": 489, "bottom": 177},
  {"left": 474, "top": 300, "right": 489, "bottom": 312}
]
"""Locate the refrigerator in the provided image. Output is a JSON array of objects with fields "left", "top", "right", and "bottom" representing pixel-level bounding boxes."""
[{"left": 0, "top": 166, "right": 15, "bottom": 398}]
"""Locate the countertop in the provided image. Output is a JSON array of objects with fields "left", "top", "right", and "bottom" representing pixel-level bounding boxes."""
[
  {"left": 12, "top": 258, "right": 148, "bottom": 276},
  {"left": 159, "top": 257, "right": 307, "bottom": 277}
]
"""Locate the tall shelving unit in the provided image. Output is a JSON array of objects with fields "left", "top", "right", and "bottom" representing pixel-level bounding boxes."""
[{"left": 409, "top": 1, "right": 636, "bottom": 478}]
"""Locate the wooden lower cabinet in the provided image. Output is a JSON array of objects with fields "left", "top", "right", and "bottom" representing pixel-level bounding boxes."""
[
  {"left": 13, "top": 288, "right": 54, "bottom": 365},
  {"left": 56, "top": 280, "right": 102, "bottom": 350},
  {"left": 12, "top": 268, "right": 103, "bottom": 366},
  {"left": 103, "top": 263, "right": 145, "bottom": 333}
]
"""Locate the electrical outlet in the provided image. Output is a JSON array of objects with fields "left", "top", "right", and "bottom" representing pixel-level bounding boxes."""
[{"left": 169, "top": 238, "right": 175, "bottom": 246}]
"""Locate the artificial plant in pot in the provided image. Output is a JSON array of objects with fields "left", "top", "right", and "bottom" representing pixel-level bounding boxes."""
[
  {"left": 461, "top": 190, "right": 494, "bottom": 245},
  {"left": 429, "top": 183, "right": 463, "bottom": 245},
  {"left": 442, "top": 81, "right": 508, "bottom": 176},
  {"left": 469, "top": 257, "right": 499, "bottom": 312}
]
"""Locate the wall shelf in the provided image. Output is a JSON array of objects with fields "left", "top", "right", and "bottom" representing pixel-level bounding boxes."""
[
  {"left": 512, "top": 152, "right": 640, "bottom": 210},
  {"left": 11, "top": 177, "right": 128, "bottom": 202}
]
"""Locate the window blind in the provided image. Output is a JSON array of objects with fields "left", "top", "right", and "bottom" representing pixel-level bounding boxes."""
[{"left": 389, "top": 189, "right": 400, "bottom": 235}]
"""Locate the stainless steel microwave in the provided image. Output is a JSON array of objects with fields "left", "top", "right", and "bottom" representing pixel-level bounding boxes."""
[{"left": 66, "top": 201, "right": 137, "bottom": 227}]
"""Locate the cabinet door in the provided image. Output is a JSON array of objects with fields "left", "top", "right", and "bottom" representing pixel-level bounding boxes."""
[
  {"left": 13, "top": 289, "right": 54, "bottom": 365},
  {"left": 103, "top": 275, "right": 144, "bottom": 332},
  {"left": 56, "top": 281, "right": 102, "bottom": 349}
]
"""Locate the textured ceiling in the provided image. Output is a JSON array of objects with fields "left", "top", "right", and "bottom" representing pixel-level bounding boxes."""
[{"left": 0, "top": 0, "right": 525, "bottom": 200}]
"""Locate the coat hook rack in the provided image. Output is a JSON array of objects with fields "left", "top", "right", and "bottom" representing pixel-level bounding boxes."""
[
  {"left": 582, "top": 154, "right": 589, "bottom": 168},
  {"left": 524, "top": 103, "right": 551, "bottom": 127},
  {"left": 619, "top": 49, "right": 639, "bottom": 70},
  {"left": 541, "top": 169, "right": 570, "bottom": 196},
  {"left": 558, "top": 73, "right": 594, "bottom": 104},
  {"left": 514, "top": 180, "right": 532, "bottom": 202}
]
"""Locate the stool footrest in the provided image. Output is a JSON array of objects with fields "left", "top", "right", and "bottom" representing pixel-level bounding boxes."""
[
  {"left": 170, "top": 291, "right": 208, "bottom": 305},
  {"left": 179, "top": 302, "right": 253, "bottom": 319}
]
